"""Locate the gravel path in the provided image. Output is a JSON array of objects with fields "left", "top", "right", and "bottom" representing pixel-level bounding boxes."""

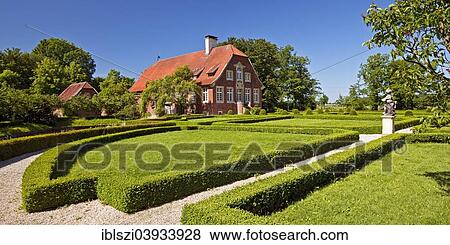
[{"left": 0, "top": 133, "right": 390, "bottom": 225}]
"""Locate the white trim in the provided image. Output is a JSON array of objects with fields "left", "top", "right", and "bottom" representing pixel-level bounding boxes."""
[
  {"left": 226, "top": 70, "right": 233, "bottom": 81},
  {"left": 244, "top": 72, "right": 251, "bottom": 82},
  {"left": 216, "top": 86, "right": 224, "bottom": 103},
  {"left": 226, "top": 87, "right": 234, "bottom": 103},
  {"left": 253, "top": 88, "right": 260, "bottom": 103},
  {"left": 202, "top": 87, "right": 209, "bottom": 103},
  {"left": 244, "top": 87, "right": 251, "bottom": 103}
]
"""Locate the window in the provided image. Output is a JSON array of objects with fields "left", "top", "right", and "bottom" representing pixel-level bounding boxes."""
[
  {"left": 253, "top": 88, "right": 260, "bottom": 103},
  {"left": 236, "top": 67, "right": 243, "bottom": 81},
  {"left": 237, "top": 88, "right": 243, "bottom": 102},
  {"left": 226, "top": 70, "right": 233, "bottom": 81},
  {"left": 202, "top": 88, "right": 209, "bottom": 103},
  {"left": 245, "top": 88, "right": 251, "bottom": 103},
  {"left": 226, "top": 87, "right": 234, "bottom": 103},
  {"left": 216, "top": 86, "right": 224, "bottom": 103},
  {"left": 244, "top": 72, "right": 251, "bottom": 82}
]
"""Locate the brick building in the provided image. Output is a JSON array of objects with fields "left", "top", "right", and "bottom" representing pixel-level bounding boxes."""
[{"left": 129, "top": 35, "right": 263, "bottom": 115}]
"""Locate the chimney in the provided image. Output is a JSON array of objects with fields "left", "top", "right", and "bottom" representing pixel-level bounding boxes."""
[{"left": 204, "top": 35, "right": 218, "bottom": 55}]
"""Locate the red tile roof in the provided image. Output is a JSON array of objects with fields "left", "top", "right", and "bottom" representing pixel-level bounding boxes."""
[
  {"left": 58, "top": 82, "right": 97, "bottom": 102},
  {"left": 129, "top": 44, "right": 248, "bottom": 92}
]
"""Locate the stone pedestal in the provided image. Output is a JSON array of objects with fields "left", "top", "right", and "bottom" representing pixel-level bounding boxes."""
[
  {"left": 237, "top": 102, "right": 244, "bottom": 115},
  {"left": 381, "top": 115, "right": 395, "bottom": 134}
]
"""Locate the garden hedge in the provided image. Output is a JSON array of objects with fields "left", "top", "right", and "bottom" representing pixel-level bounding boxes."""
[
  {"left": 22, "top": 125, "right": 182, "bottom": 212},
  {"left": 0, "top": 122, "right": 175, "bottom": 161},
  {"left": 231, "top": 118, "right": 421, "bottom": 134},
  {"left": 181, "top": 132, "right": 450, "bottom": 224},
  {"left": 97, "top": 128, "right": 358, "bottom": 213},
  {"left": 22, "top": 125, "right": 358, "bottom": 213}
]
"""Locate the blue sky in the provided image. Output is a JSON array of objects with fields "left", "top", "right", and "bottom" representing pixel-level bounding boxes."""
[{"left": 1, "top": 0, "right": 392, "bottom": 101}]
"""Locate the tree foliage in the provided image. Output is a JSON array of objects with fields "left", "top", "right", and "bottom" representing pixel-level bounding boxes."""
[
  {"left": 93, "top": 70, "right": 136, "bottom": 117},
  {"left": 341, "top": 53, "right": 435, "bottom": 110},
  {"left": 32, "top": 38, "right": 96, "bottom": 80},
  {"left": 0, "top": 48, "right": 39, "bottom": 89},
  {"left": 140, "top": 65, "right": 200, "bottom": 116},
  {"left": 31, "top": 57, "right": 69, "bottom": 95},
  {"left": 0, "top": 86, "right": 60, "bottom": 124},
  {"left": 364, "top": 0, "right": 450, "bottom": 108},
  {"left": 63, "top": 95, "right": 99, "bottom": 117},
  {"left": 220, "top": 37, "right": 320, "bottom": 111}
]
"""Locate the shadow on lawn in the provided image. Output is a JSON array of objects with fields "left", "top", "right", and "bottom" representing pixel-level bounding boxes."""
[{"left": 424, "top": 171, "right": 450, "bottom": 195}]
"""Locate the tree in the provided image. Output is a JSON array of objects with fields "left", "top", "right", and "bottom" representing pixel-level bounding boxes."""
[
  {"left": 140, "top": 66, "right": 200, "bottom": 116},
  {"left": 31, "top": 57, "right": 69, "bottom": 95},
  {"left": 220, "top": 37, "right": 319, "bottom": 111},
  {"left": 357, "top": 54, "right": 390, "bottom": 110},
  {"left": 63, "top": 95, "right": 99, "bottom": 117},
  {"left": 64, "top": 61, "right": 89, "bottom": 84},
  {"left": 93, "top": 70, "right": 136, "bottom": 117},
  {"left": 91, "top": 77, "right": 104, "bottom": 92},
  {"left": 0, "top": 86, "right": 60, "bottom": 124},
  {"left": 32, "top": 38, "right": 96, "bottom": 81},
  {"left": 318, "top": 94, "right": 329, "bottom": 106},
  {"left": 0, "top": 70, "right": 21, "bottom": 88},
  {"left": 0, "top": 48, "right": 39, "bottom": 89},
  {"left": 364, "top": 0, "right": 450, "bottom": 108}
]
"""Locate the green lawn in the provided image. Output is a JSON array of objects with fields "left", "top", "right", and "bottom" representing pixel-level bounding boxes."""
[
  {"left": 0, "top": 123, "right": 50, "bottom": 137},
  {"left": 68, "top": 129, "right": 322, "bottom": 178},
  {"left": 269, "top": 143, "right": 450, "bottom": 224}
]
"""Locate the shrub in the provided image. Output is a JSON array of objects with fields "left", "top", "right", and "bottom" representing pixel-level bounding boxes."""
[
  {"left": 97, "top": 128, "right": 358, "bottom": 213},
  {"left": 244, "top": 109, "right": 251, "bottom": 115},
  {"left": 304, "top": 108, "right": 313, "bottom": 115},
  {"left": 250, "top": 107, "right": 261, "bottom": 115},
  {"left": 63, "top": 95, "right": 99, "bottom": 117},
  {"left": 404, "top": 110, "right": 414, "bottom": 117},
  {"left": 227, "top": 109, "right": 234, "bottom": 115},
  {"left": 181, "top": 134, "right": 410, "bottom": 224},
  {"left": 0, "top": 121, "right": 176, "bottom": 161},
  {"left": 0, "top": 87, "right": 60, "bottom": 124},
  {"left": 260, "top": 109, "right": 267, "bottom": 115},
  {"left": 317, "top": 108, "right": 324, "bottom": 114},
  {"left": 22, "top": 125, "right": 181, "bottom": 212},
  {"left": 349, "top": 109, "right": 358, "bottom": 115},
  {"left": 324, "top": 108, "right": 330, "bottom": 113},
  {"left": 292, "top": 109, "right": 300, "bottom": 115},
  {"left": 22, "top": 125, "right": 358, "bottom": 213},
  {"left": 275, "top": 108, "right": 289, "bottom": 115}
]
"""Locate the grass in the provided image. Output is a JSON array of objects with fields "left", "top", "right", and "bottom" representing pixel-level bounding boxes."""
[
  {"left": 268, "top": 143, "right": 450, "bottom": 224},
  {"left": 0, "top": 123, "right": 50, "bottom": 137},
  {"left": 67, "top": 129, "right": 323, "bottom": 178}
]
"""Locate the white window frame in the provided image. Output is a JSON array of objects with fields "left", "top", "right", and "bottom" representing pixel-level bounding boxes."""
[
  {"left": 202, "top": 87, "right": 209, "bottom": 103},
  {"left": 226, "top": 70, "right": 233, "bottom": 81},
  {"left": 226, "top": 87, "right": 234, "bottom": 103},
  {"left": 236, "top": 67, "right": 243, "bottom": 81},
  {"left": 216, "top": 86, "right": 224, "bottom": 103},
  {"left": 253, "top": 88, "right": 260, "bottom": 103},
  {"left": 244, "top": 72, "right": 251, "bottom": 82},
  {"left": 237, "top": 88, "right": 243, "bottom": 102},
  {"left": 244, "top": 88, "right": 251, "bottom": 103}
]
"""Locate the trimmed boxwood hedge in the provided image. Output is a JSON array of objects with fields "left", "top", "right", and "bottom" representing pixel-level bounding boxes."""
[
  {"left": 22, "top": 125, "right": 358, "bottom": 213},
  {"left": 231, "top": 118, "right": 421, "bottom": 134},
  {"left": 97, "top": 128, "right": 359, "bottom": 213},
  {"left": 0, "top": 122, "right": 175, "bottom": 161},
  {"left": 22, "top": 125, "right": 182, "bottom": 212},
  {"left": 181, "top": 133, "right": 450, "bottom": 224}
]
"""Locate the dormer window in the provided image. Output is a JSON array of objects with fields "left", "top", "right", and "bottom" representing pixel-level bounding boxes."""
[
  {"left": 244, "top": 72, "right": 251, "bottom": 82},
  {"left": 236, "top": 67, "right": 243, "bottom": 81},
  {"left": 226, "top": 70, "right": 233, "bottom": 81}
]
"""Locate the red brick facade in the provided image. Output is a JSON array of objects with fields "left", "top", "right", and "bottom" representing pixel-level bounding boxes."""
[
  {"left": 196, "top": 55, "right": 263, "bottom": 114},
  {"left": 129, "top": 37, "right": 263, "bottom": 115}
]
